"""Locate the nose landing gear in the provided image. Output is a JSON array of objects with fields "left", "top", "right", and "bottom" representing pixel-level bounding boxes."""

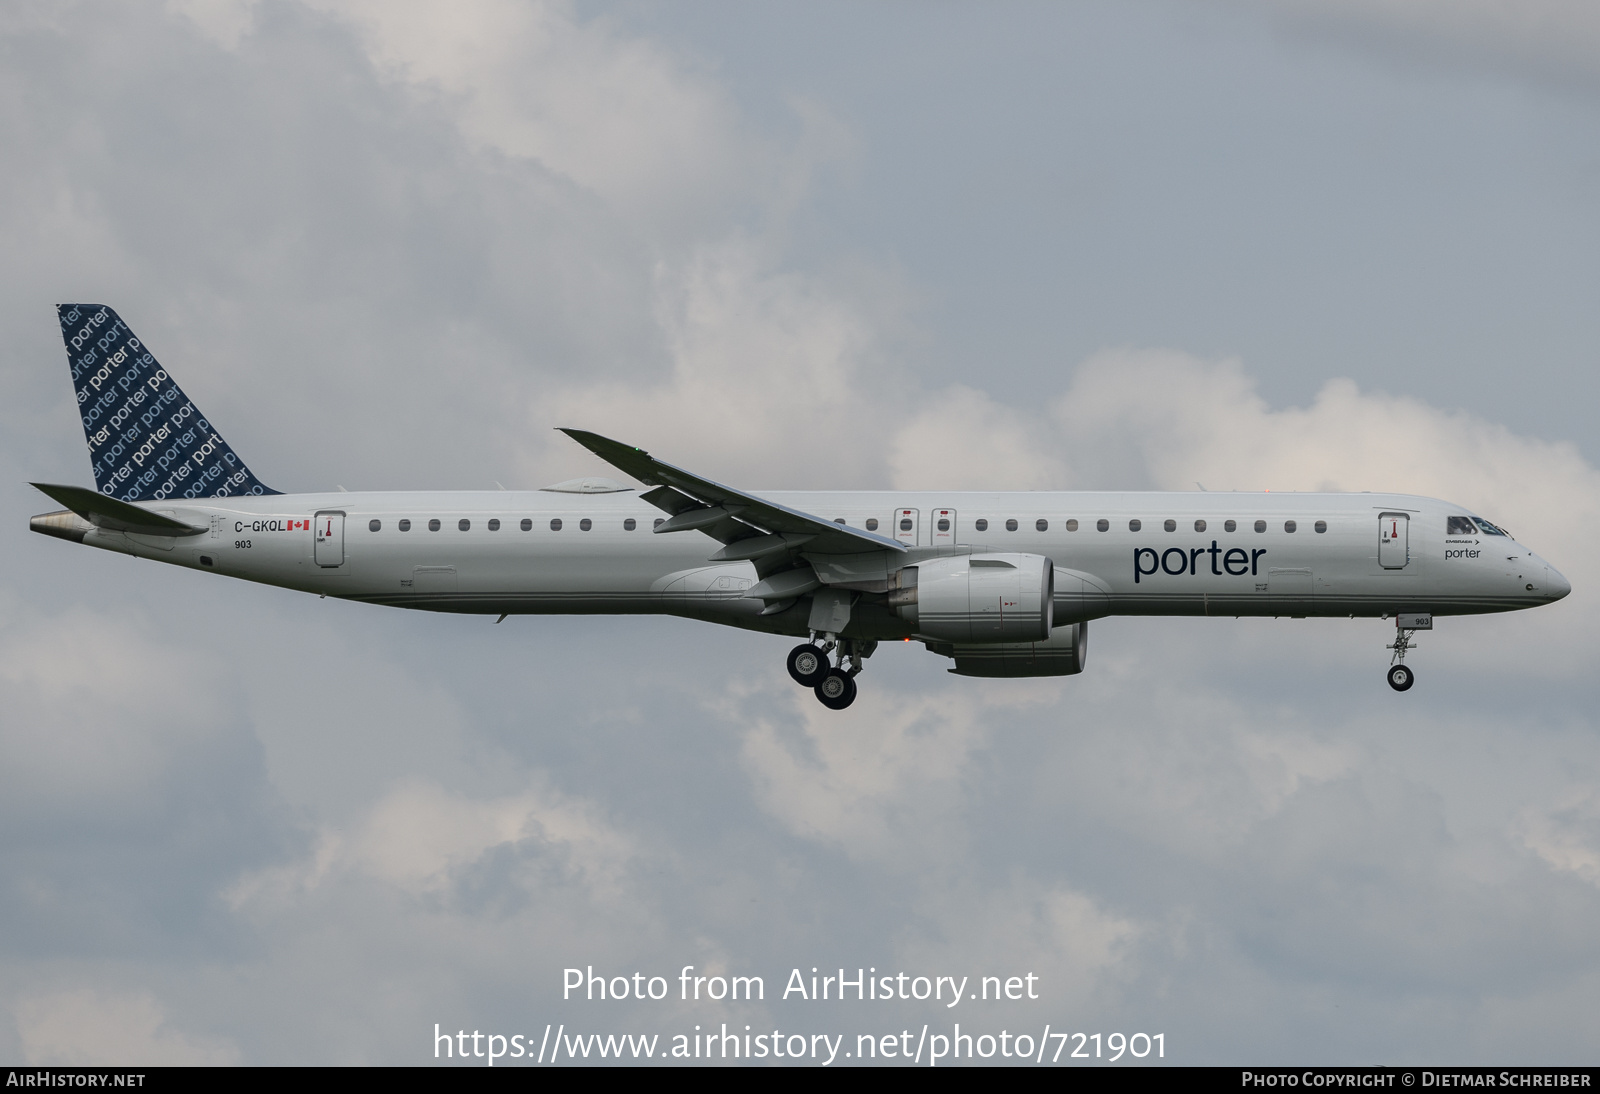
[
  {"left": 786, "top": 635, "right": 873, "bottom": 709},
  {"left": 1385, "top": 613, "right": 1430, "bottom": 691}
]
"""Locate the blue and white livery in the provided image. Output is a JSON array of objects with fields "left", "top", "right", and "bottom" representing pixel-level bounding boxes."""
[{"left": 31, "top": 306, "right": 1571, "bottom": 707}]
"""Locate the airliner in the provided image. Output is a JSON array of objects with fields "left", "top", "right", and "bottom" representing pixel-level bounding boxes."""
[{"left": 30, "top": 305, "right": 1570, "bottom": 709}]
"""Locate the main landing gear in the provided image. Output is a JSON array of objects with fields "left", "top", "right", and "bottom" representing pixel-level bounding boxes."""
[
  {"left": 1385, "top": 614, "right": 1430, "bottom": 692},
  {"left": 786, "top": 635, "right": 874, "bottom": 710}
]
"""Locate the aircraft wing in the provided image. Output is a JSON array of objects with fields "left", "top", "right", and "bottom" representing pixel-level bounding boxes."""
[
  {"left": 30, "top": 482, "right": 207, "bottom": 536},
  {"left": 558, "top": 429, "right": 906, "bottom": 558}
]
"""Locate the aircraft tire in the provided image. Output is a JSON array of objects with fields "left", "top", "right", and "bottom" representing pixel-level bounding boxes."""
[
  {"left": 814, "top": 668, "right": 857, "bottom": 710},
  {"left": 1387, "top": 664, "right": 1415, "bottom": 692},
  {"left": 787, "top": 644, "right": 830, "bottom": 687}
]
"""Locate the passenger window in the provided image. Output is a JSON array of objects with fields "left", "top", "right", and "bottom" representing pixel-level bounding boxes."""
[
  {"left": 398, "top": 519, "right": 411, "bottom": 532},
  {"left": 520, "top": 518, "right": 532, "bottom": 531},
  {"left": 1035, "top": 518, "right": 1047, "bottom": 532},
  {"left": 369, "top": 519, "right": 381, "bottom": 532},
  {"left": 654, "top": 518, "right": 665, "bottom": 529},
  {"left": 1005, "top": 519, "right": 1018, "bottom": 531},
  {"left": 1065, "top": 519, "right": 1078, "bottom": 532},
  {"left": 975, "top": 518, "right": 989, "bottom": 532},
  {"left": 624, "top": 518, "right": 637, "bottom": 531},
  {"left": 1163, "top": 519, "right": 1176, "bottom": 532},
  {"left": 834, "top": 518, "right": 846, "bottom": 524},
  {"left": 580, "top": 518, "right": 592, "bottom": 531},
  {"left": 1194, "top": 519, "right": 1206, "bottom": 533},
  {"left": 1314, "top": 520, "right": 1327, "bottom": 534},
  {"left": 938, "top": 518, "right": 951, "bottom": 531},
  {"left": 866, "top": 518, "right": 879, "bottom": 531},
  {"left": 488, "top": 518, "right": 501, "bottom": 531},
  {"left": 1128, "top": 519, "right": 1141, "bottom": 532},
  {"left": 550, "top": 518, "right": 563, "bottom": 531},
  {"left": 900, "top": 518, "right": 913, "bottom": 531},
  {"left": 1096, "top": 519, "right": 1109, "bottom": 532},
  {"left": 1224, "top": 519, "right": 1236, "bottom": 533},
  {"left": 428, "top": 519, "right": 441, "bottom": 531},
  {"left": 1284, "top": 520, "right": 1296, "bottom": 533},
  {"left": 1447, "top": 516, "right": 1478, "bottom": 535},
  {"left": 459, "top": 518, "right": 471, "bottom": 531},
  {"left": 1254, "top": 520, "right": 1266, "bottom": 533}
]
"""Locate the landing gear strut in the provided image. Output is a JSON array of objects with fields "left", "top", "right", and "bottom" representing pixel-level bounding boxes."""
[
  {"left": 1385, "top": 615, "right": 1428, "bottom": 692},
  {"left": 786, "top": 635, "right": 874, "bottom": 709}
]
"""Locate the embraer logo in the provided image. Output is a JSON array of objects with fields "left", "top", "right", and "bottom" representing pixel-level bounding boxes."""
[{"left": 1134, "top": 542, "right": 1268, "bottom": 583}]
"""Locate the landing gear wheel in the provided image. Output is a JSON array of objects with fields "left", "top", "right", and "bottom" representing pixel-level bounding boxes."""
[
  {"left": 1387, "top": 664, "right": 1415, "bottom": 692},
  {"left": 787, "top": 644, "right": 830, "bottom": 687},
  {"left": 814, "top": 668, "right": 858, "bottom": 710}
]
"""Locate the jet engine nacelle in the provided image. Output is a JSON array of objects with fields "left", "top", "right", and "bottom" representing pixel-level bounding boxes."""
[
  {"left": 894, "top": 553, "right": 1053, "bottom": 643},
  {"left": 938, "top": 620, "right": 1090, "bottom": 678}
]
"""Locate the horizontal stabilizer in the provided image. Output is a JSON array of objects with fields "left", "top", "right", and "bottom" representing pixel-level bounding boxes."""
[{"left": 29, "top": 482, "right": 206, "bottom": 536}]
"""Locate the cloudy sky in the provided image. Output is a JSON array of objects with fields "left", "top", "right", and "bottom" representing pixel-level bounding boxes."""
[{"left": 3, "top": 0, "right": 1599, "bottom": 1066}]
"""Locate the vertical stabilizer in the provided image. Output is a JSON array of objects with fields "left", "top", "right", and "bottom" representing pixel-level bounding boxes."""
[{"left": 58, "top": 304, "right": 278, "bottom": 501}]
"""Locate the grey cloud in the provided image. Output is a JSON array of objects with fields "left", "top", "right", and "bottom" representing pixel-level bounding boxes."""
[{"left": 2, "top": 0, "right": 1598, "bottom": 1067}]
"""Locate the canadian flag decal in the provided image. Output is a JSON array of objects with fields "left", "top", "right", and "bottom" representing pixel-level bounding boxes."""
[{"left": 289, "top": 519, "right": 310, "bottom": 531}]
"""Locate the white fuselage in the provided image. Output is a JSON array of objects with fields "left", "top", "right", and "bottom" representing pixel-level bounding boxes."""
[{"left": 69, "top": 488, "right": 1568, "bottom": 640}]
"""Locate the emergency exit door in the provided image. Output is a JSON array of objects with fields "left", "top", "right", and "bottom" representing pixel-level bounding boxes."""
[
  {"left": 931, "top": 508, "right": 957, "bottom": 545},
  {"left": 315, "top": 511, "right": 345, "bottom": 567},
  {"left": 894, "top": 509, "right": 919, "bottom": 546},
  {"left": 1379, "top": 513, "right": 1408, "bottom": 569}
]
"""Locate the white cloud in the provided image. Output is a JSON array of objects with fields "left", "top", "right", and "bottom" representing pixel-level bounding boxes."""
[
  {"left": 889, "top": 385, "right": 1069, "bottom": 491},
  {"left": 227, "top": 777, "right": 634, "bottom": 907},
  {"left": 14, "top": 989, "right": 239, "bottom": 1065},
  {"left": 309, "top": 0, "right": 763, "bottom": 221},
  {"left": 1518, "top": 788, "right": 1600, "bottom": 887},
  {"left": 734, "top": 677, "right": 1048, "bottom": 860},
  {"left": 896, "top": 880, "right": 1142, "bottom": 1012},
  {"left": 530, "top": 237, "right": 896, "bottom": 488}
]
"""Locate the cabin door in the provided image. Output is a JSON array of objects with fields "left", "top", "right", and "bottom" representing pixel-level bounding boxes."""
[
  {"left": 1378, "top": 513, "right": 1409, "bottom": 570},
  {"left": 315, "top": 511, "right": 345, "bottom": 567}
]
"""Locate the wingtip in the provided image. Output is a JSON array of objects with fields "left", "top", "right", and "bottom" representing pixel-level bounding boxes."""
[{"left": 558, "top": 428, "right": 648, "bottom": 456}]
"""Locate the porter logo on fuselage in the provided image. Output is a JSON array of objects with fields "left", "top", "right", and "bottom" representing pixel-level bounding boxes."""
[{"left": 1133, "top": 542, "right": 1268, "bottom": 583}]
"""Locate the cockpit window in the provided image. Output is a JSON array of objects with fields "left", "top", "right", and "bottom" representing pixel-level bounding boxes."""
[
  {"left": 1474, "top": 517, "right": 1508, "bottom": 536},
  {"left": 1447, "top": 516, "right": 1478, "bottom": 535}
]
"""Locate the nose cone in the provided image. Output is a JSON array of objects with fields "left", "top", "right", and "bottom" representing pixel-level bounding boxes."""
[{"left": 1546, "top": 565, "right": 1572, "bottom": 602}]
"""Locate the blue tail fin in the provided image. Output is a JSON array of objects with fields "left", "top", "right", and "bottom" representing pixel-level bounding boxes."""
[{"left": 58, "top": 304, "right": 278, "bottom": 501}]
